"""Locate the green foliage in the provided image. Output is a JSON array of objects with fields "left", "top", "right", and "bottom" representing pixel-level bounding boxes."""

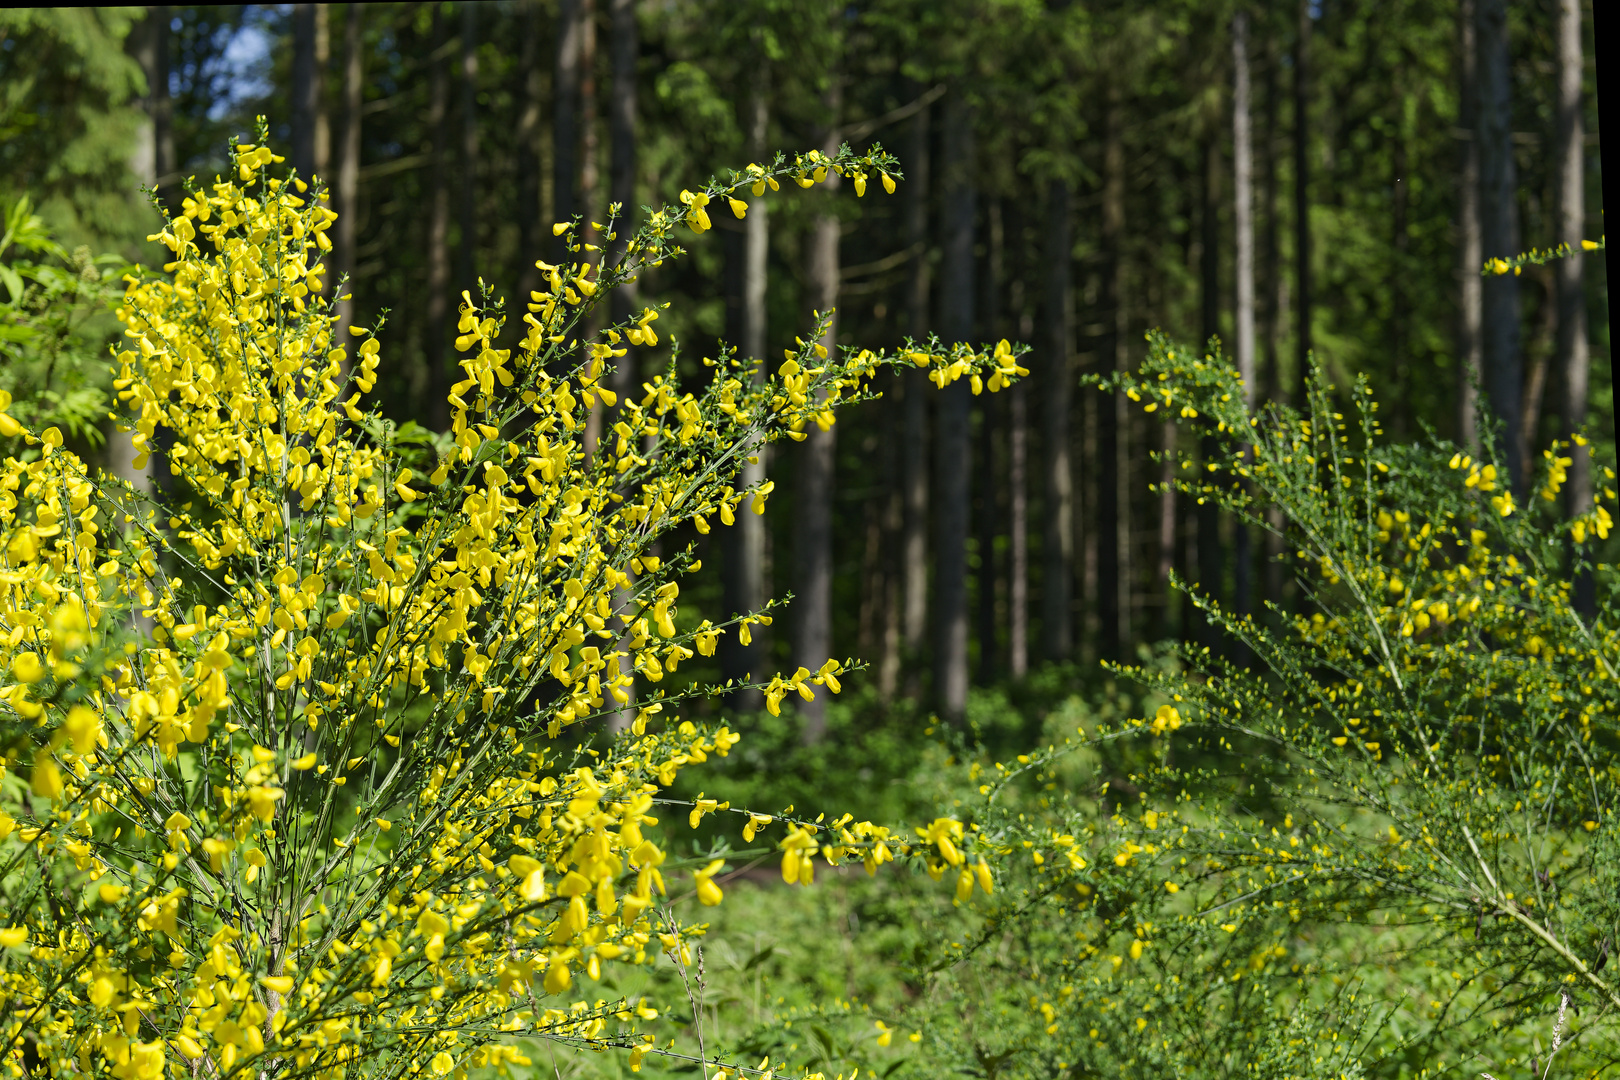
[
  {"left": 869, "top": 342, "right": 1620, "bottom": 1078},
  {"left": 0, "top": 8, "right": 155, "bottom": 253},
  {"left": 0, "top": 194, "right": 132, "bottom": 448}
]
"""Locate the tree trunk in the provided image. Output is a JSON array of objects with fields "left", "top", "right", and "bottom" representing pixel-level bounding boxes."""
[
  {"left": 1008, "top": 378, "right": 1029, "bottom": 680},
  {"left": 599, "top": 0, "right": 639, "bottom": 734},
  {"left": 578, "top": 0, "right": 602, "bottom": 459},
  {"left": 721, "top": 90, "right": 769, "bottom": 712},
  {"left": 901, "top": 100, "right": 932, "bottom": 695},
  {"left": 1293, "top": 0, "right": 1312, "bottom": 405},
  {"left": 554, "top": 0, "right": 581, "bottom": 261},
  {"left": 1155, "top": 417, "right": 1177, "bottom": 640},
  {"left": 1232, "top": 10, "right": 1255, "bottom": 630},
  {"left": 1476, "top": 0, "right": 1522, "bottom": 493},
  {"left": 130, "top": 7, "right": 174, "bottom": 203},
  {"left": 1042, "top": 178, "right": 1074, "bottom": 662},
  {"left": 579, "top": 0, "right": 598, "bottom": 253},
  {"left": 516, "top": 2, "right": 544, "bottom": 308},
  {"left": 1260, "top": 13, "right": 1286, "bottom": 620},
  {"left": 976, "top": 199, "right": 1003, "bottom": 684},
  {"left": 797, "top": 84, "right": 841, "bottom": 744},
  {"left": 458, "top": 2, "right": 479, "bottom": 297},
  {"left": 291, "top": 5, "right": 329, "bottom": 187},
  {"left": 1233, "top": 13, "right": 1256, "bottom": 400},
  {"left": 333, "top": 4, "right": 362, "bottom": 365},
  {"left": 1456, "top": 0, "right": 1484, "bottom": 451},
  {"left": 1556, "top": 0, "right": 1592, "bottom": 614},
  {"left": 935, "top": 91, "right": 975, "bottom": 725},
  {"left": 423, "top": 3, "right": 451, "bottom": 432},
  {"left": 1260, "top": 15, "right": 1280, "bottom": 406},
  {"left": 608, "top": 0, "right": 638, "bottom": 332},
  {"left": 116, "top": 9, "right": 170, "bottom": 506},
  {"left": 1098, "top": 92, "right": 1127, "bottom": 662},
  {"left": 1197, "top": 138, "right": 1224, "bottom": 653}
]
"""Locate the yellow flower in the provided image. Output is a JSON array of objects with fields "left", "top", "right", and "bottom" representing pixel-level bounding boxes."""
[
  {"left": 693, "top": 859, "right": 725, "bottom": 906},
  {"left": 11, "top": 651, "right": 45, "bottom": 683}
]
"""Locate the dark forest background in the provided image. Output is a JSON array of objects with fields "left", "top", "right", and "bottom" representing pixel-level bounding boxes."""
[{"left": 1, "top": 0, "right": 1609, "bottom": 732}]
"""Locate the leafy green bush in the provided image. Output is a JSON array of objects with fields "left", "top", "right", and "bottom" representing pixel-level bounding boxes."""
[
  {"left": 0, "top": 194, "right": 131, "bottom": 447},
  {"left": 845, "top": 336, "right": 1618, "bottom": 1079}
]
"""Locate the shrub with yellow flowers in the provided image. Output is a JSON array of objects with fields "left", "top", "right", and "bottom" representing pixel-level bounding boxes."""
[
  {"left": 885, "top": 327, "right": 1618, "bottom": 1079},
  {"left": 0, "top": 130, "right": 1027, "bottom": 1080}
]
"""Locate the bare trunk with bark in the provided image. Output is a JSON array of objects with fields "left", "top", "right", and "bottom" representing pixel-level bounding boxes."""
[
  {"left": 720, "top": 91, "right": 769, "bottom": 712},
  {"left": 458, "top": 3, "right": 480, "bottom": 297},
  {"left": 604, "top": 0, "right": 641, "bottom": 731},
  {"left": 130, "top": 7, "right": 174, "bottom": 203},
  {"left": 1456, "top": 0, "right": 1484, "bottom": 451},
  {"left": 1556, "top": 0, "right": 1591, "bottom": 613},
  {"left": 976, "top": 200, "right": 1004, "bottom": 684},
  {"left": 516, "top": 2, "right": 545, "bottom": 307},
  {"left": 1476, "top": 0, "right": 1522, "bottom": 493},
  {"left": 118, "top": 8, "right": 172, "bottom": 501},
  {"left": 1042, "top": 178, "right": 1074, "bottom": 661},
  {"left": 1155, "top": 418, "right": 1177, "bottom": 640},
  {"left": 579, "top": 0, "right": 602, "bottom": 460},
  {"left": 901, "top": 100, "right": 931, "bottom": 695},
  {"left": 332, "top": 5, "right": 363, "bottom": 362},
  {"left": 423, "top": 3, "right": 451, "bottom": 431},
  {"left": 1098, "top": 94, "right": 1127, "bottom": 662},
  {"left": 1197, "top": 138, "right": 1224, "bottom": 653},
  {"left": 554, "top": 0, "right": 581, "bottom": 260},
  {"left": 1008, "top": 377, "right": 1028, "bottom": 679},
  {"left": 609, "top": 0, "right": 638, "bottom": 331},
  {"left": 796, "top": 85, "right": 841, "bottom": 743},
  {"left": 935, "top": 91, "right": 975, "bottom": 724},
  {"left": 1293, "top": 0, "right": 1312, "bottom": 405},
  {"left": 292, "top": 5, "right": 329, "bottom": 188},
  {"left": 1232, "top": 11, "right": 1255, "bottom": 627},
  {"left": 1260, "top": 12, "right": 1286, "bottom": 619}
]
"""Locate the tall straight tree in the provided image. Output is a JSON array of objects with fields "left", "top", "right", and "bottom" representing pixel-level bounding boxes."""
[
  {"left": 1293, "top": 0, "right": 1311, "bottom": 405},
  {"left": 901, "top": 99, "right": 932, "bottom": 693},
  {"left": 1456, "top": 0, "right": 1484, "bottom": 451},
  {"left": 1556, "top": 0, "right": 1591, "bottom": 614},
  {"left": 579, "top": 0, "right": 599, "bottom": 255},
  {"left": 1008, "top": 373, "right": 1029, "bottom": 679},
  {"left": 515, "top": 1, "right": 545, "bottom": 306},
  {"left": 608, "top": 0, "right": 638, "bottom": 334},
  {"left": 332, "top": 4, "right": 362, "bottom": 358},
  {"left": 720, "top": 90, "right": 769, "bottom": 712},
  {"left": 1041, "top": 177, "right": 1073, "bottom": 661},
  {"left": 935, "top": 90, "right": 975, "bottom": 724},
  {"left": 976, "top": 199, "right": 1004, "bottom": 684},
  {"left": 1196, "top": 137, "right": 1224, "bottom": 653},
  {"left": 1476, "top": 0, "right": 1521, "bottom": 493},
  {"left": 129, "top": 6, "right": 174, "bottom": 205},
  {"left": 797, "top": 78, "right": 842, "bottom": 744},
  {"left": 457, "top": 2, "right": 479, "bottom": 296},
  {"left": 1098, "top": 89, "right": 1127, "bottom": 661},
  {"left": 1259, "top": 10, "right": 1286, "bottom": 616},
  {"left": 1232, "top": 10, "right": 1255, "bottom": 623},
  {"left": 423, "top": 2, "right": 452, "bottom": 432},
  {"left": 291, "top": 4, "right": 328, "bottom": 188},
  {"left": 554, "top": 0, "right": 581, "bottom": 261},
  {"left": 117, "top": 6, "right": 171, "bottom": 498},
  {"left": 579, "top": 0, "right": 602, "bottom": 459}
]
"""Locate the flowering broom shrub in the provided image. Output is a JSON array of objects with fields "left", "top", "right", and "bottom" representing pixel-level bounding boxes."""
[
  {"left": 0, "top": 135, "right": 1025, "bottom": 1080},
  {"left": 885, "top": 333, "right": 1617, "bottom": 1079}
]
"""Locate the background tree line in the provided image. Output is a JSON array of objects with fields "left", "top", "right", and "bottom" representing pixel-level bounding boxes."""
[{"left": 0, "top": 0, "right": 1607, "bottom": 733}]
